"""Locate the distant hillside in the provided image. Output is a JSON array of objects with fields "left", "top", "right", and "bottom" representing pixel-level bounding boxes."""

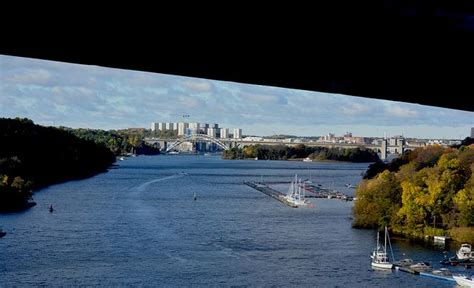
[
  {"left": 353, "top": 141, "right": 474, "bottom": 243},
  {"left": 0, "top": 118, "right": 115, "bottom": 212},
  {"left": 66, "top": 128, "right": 160, "bottom": 156}
]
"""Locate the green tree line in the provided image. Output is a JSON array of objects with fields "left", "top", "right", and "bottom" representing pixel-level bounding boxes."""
[
  {"left": 65, "top": 127, "right": 161, "bottom": 156},
  {"left": 0, "top": 118, "right": 115, "bottom": 212},
  {"left": 353, "top": 139, "right": 474, "bottom": 243},
  {"left": 222, "top": 144, "right": 379, "bottom": 162}
]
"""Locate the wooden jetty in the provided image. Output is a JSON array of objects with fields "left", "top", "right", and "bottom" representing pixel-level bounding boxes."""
[
  {"left": 244, "top": 181, "right": 298, "bottom": 208},
  {"left": 395, "top": 266, "right": 419, "bottom": 275},
  {"left": 303, "top": 183, "right": 354, "bottom": 201}
]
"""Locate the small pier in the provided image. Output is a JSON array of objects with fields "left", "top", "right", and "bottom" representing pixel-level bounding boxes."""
[
  {"left": 304, "top": 183, "right": 354, "bottom": 201},
  {"left": 244, "top": 182, "right": 298, "bottom": 208},
  {"left": 395, "top": 266, "right": 419, "bottom": 275}
]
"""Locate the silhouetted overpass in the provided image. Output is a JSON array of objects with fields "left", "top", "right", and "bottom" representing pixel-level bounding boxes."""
[{"left": 2, "top": 2, "right": 474, "bottom": 111}]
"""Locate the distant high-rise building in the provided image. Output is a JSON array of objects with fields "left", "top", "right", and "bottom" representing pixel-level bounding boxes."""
[
  {"left": 323, "top": 133, "right": 335, "bottom": 142},
  {"left": 207, "top": 128, "right": 216, "bottom": 138},
  {"left": 151, "top": 122, "right": 159, "bottom": 131},
  {"left": 166, "top": 122, "right": 175, "bottom": 130},
  {"left": 157, "top": 122, "right": 166, "bottom": 131},
  {"left": 233, "top": 128, "right": 242, "bottom": 139},
  {"left": 471, "top": 127, "right": 474, "bottom": 138},
  {"left": 200, "top": 123, "right": 209, "bottom": 134},
  {"left": 188, "top": 122, "right": 200, "bottom": 134},
  {"left": 178, "top": 122, "right": 189, "bottom": 136},
  {"left": 220, "top": 128, "right": 229, "bottom": 138}
]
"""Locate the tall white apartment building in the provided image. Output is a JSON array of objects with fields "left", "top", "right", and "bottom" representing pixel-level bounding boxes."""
[
  {"left": 220, "top": 128, "right": 229, "bottom": 139},
  {"left": 178, "top": 122, "right": 189, "bottom": 136},
  {"left": 233, "top": 128, "right": 242, "bottom": 139},
  {"left": 188, "top": 122, "right": 200, "bottom": 134},
  {"left": 151, "top": 122, "right": 159, "bottom": 131},
  {"left": 166, "top": 122, "right": 176, "bottom": 130},
  {"left": 158, "top": 123, "right": 166, "bottom": 130},
  {"left": 207, "top": 128, "right": 216, "bottom": 138}
]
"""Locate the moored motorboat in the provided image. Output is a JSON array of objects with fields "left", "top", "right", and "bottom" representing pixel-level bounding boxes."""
[
  {"left": 453, "top": 274, "right": 474, "bottom": 287},
  {"left": 409, "top": 262, "right": 432, "bottom": 272},
  {"left": 441, "top": 256, "right": 473, "bottom": 266},
  {"left": 393, "top": 258, "right": 414, "bottom": 267},
  {"left": 457, "top": 243, "right": 474, "bottom": 260}
]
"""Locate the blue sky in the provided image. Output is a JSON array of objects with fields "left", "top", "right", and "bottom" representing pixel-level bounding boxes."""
[{"left": 0, "top": 55, "right": 472, "bottom": 139}]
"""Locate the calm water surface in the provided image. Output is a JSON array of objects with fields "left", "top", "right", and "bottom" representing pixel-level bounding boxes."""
[{"left": 0, "top": 155, "right": 466, "bottom": 287}]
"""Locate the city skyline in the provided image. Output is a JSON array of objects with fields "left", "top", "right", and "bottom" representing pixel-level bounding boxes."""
[{"left": 1, "top": 54, "right": 473, "bottom": 139}]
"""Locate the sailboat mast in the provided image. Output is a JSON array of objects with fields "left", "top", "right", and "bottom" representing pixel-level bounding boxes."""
[
  {"left": 298, "top": 178, "right": 301, "bottom": 199},
  {"left": 384, "top": 226, "right": 387, "bottom": 253},
  {"left": 303, "top": 181, "right": 305, "bottom": 199},
  {"left": 376, "top": 230, "right": 380, "bottom": 251}
]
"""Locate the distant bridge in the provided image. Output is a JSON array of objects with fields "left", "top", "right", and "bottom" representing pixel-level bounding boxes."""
[
  {"left": 145, "top": 136, "right": 420, "bottom": 159},
  {"left": 164, "top": 134, "right": 231, "bottom": 153}
]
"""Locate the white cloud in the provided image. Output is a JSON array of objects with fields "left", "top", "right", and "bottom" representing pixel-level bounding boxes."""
[
  {"left": 6, "top": 68, "right": 51, "bottom": 85},
  {"left": 182, "top": 80, "right": 213, "bottom": 92},
  {"left": 178, "top": 95, "right": 201, "bottom": 108},
  {"left": 342, "top": 102, "right": 371, "bottom": 115},
  {"left": 386, "top": 105, "right": 418, "bottom": 118}
]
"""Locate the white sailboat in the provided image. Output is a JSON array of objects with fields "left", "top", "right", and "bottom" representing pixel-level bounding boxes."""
[
  {"left": 284, "top": 174, "right": 309, "bottom": 207},
  {"left": 371, "top": 226, "right": 393, "bottom": 269}
]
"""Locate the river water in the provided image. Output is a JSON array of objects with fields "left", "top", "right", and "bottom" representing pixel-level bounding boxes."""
[{"left": 0, "top": 155, "right": 466, "bottom": 287}]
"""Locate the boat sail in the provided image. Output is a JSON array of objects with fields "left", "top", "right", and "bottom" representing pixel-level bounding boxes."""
[
  {"left": 371, "top": 226, "right": 393, "bottom": 269},
  {"left": 284, "top": 174, "right": 310, "bottom": 207}
]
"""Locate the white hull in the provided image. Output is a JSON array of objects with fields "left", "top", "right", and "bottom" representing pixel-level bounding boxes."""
[
  {"left": 371, "top": 262, "right": 393, "bottom": 269},
  {"left": 285, "top": 174, "right": 310, "bottom": 207},
  {"left": 453, "top": 275, "right": 474, "bottom": 287},
  {"left": 457, "top": 244, "right": 473, "bottom": 260},
  {"left": 433, "top": 236, "right": 446, "bottom": 242},
  {"left": 370, "top": 227, "right": 393, "bottom": 270}
]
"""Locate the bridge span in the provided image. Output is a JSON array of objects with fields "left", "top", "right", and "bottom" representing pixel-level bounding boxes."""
[{"left": 144, "top": 135, "right": 417, "bottom": 160}]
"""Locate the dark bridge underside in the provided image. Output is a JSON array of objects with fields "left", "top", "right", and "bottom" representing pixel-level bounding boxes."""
[{"left": 2, "top": 2, "right": 474, "bottom": 112}]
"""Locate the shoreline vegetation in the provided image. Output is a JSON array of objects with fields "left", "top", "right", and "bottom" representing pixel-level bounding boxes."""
[
  {"left": 222, "top": 144, "right": 380, "bottom": 162},
  {"left": 0, "top": 118, "right": 160, "bottom": 213},
  {"left": 353, "top": 137, "right": 474, "bottom": 243}
]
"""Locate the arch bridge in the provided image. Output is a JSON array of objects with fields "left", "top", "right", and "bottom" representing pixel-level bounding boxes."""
[{"left": 165, "top": 134, "right": 231, "bottom": 153}]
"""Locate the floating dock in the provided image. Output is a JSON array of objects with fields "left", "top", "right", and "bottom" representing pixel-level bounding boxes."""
[
  {"left": 303, "top": 184, "right": 354, "bottom": 200},
  {"left": 395, "top": 266, "right": 419, "bottom": 275},
  {"left": 395, "top": 265, "right": 454, "bottom": 281},
  {"left": 419, "top": 271, "right": 455, "bottom": 282},
  {"left": 244, "top": 182, "right": 298, "bottom": 208}
]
